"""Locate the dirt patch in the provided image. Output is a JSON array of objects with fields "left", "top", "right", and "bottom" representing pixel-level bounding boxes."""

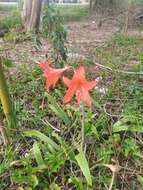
[
  {"left": 68, "top": 20, "right": 117, "bottom": 55},
  {"left": 0, "top": 19, "right": 118, "bottom": 73}
]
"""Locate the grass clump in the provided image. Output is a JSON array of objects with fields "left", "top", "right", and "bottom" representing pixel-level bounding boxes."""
[
  {"left": 0, "top": 5, "right": 17, "bottom": 12},
  {"left": 95, "top": 33, "right": 143, "bottom": 71},
  {"left": 0, "top": 10, "right": 21, "bottom": 30},
  {"left": 53, "top": 5, "right": 89, "bottom": 22}
]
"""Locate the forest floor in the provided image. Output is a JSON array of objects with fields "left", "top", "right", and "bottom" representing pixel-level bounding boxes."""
[
  {"left": 0, "top": 19, "right": 117, "bottom": 72},
  {"left": 0, "top": 5, "right": 143, "bottom": 190}
]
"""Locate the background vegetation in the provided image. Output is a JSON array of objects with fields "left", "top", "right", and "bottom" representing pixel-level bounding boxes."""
[{"left": 0, "top": 1, "right": 143, "bottom": 189}]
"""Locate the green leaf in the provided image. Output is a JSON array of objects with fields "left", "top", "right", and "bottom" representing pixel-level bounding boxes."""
[
  {"left": 91, "top": 97, "right": 102, "bottom": 109},
  {"left": 12, "top": 172, "right": 38, "bottom": 188},
  {"left": 52, "top": 132, "right": 75, "bottom": 161},
  {"left": 33, "top": 142, "right": 45, "bottom": 167},
  {"left": 138, "top": 175, "right": 143, "bottom": 186},
  {"left": 45, "top": 93, "right": 70, "bottom": 125},
  {"left": 49, "top": 183, "right": 61, "bottom": 190},
  {"left": 113, "top": 117, "right": 143, "bottom": 133},
  {"left": 75, "top": 147, "right": 92, "bottom": 186},
  {"left": 23, "top": 130, "right": 59, "bottom": 151},
  {"left": 30, "top": 175, "right": 39, "bottom": 188},
  {"left": 2, "top": 58, "right": 13, "bottom": 67},
  {"left": 68, "top": 177, "right": 83, "bottom": 190}
]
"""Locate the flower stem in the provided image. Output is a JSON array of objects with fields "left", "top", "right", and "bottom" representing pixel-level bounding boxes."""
[
  {"left": 0, "top": 59, "right": 16, "bottom": 129},
  {"left": 81, "top": 103, "right": 86, "bottom": 152}
]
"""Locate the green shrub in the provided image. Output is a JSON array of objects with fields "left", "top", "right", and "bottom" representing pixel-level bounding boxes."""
[{"left": 0, "top": 10, "right": 21, "bottom": 30}]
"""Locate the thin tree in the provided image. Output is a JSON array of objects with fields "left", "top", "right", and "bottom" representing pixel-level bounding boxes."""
[{"left": 22, "top": 0, "right": 42, "bottom": 31}]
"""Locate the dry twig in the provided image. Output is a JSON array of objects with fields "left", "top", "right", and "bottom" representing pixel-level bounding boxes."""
[{"left": 94, "top": 62, "right": 143, "bottom": 75}]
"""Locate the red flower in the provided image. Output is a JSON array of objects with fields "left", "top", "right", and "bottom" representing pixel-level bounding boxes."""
[
  {"left": 39, "top": 61, "right": 70, "bottom": 89},
  {"left": 63, "top": 66, "right": 97, "bottom": 107},
  {"left": 39, "top": 60, "right": 53, "bottom": 73}
]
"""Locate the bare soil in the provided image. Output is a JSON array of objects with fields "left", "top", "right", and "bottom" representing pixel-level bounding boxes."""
[
  {"left": 0, "top": 19, "right": 118, "bottom": 72},
  {"left": 67, "top": 20, "right": 117, "bottom": 55}
]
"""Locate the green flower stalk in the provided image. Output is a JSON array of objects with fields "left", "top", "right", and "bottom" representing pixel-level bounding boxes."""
[
  {"left": 81, "top": 103, "right": 86, "bottom": 152},
  {"left": 0, "top": 59, "right": 16, "bottom": 129}
]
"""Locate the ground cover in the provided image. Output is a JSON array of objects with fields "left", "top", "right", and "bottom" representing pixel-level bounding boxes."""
[{"left": 0, "top": 4, "right": 143, "bottom": 190}]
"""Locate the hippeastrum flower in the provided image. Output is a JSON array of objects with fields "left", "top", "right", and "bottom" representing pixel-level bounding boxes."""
[
  {"left": 63, "top": 66, "right": 97, "bottom": 107},
  {"left": 39, "top": 61, "right": 70, "bottom": 89},
  {"left": 39, "top": 60, "right": 52, "bottom": 72}
]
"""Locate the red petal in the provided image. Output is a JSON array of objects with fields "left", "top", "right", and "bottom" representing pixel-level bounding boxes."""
[
  {"left": 73, "top": 66, "right": 86, "bottom": 81},
  {"left": 45, "top": 75, "right": 60, "bottom": 89},
  {"left": 43, "top": 66, "right": 70, "bottom": 89},
  {"left": 81, "top": 88, "right": 92, "bottom": 107},
  {"left": 84, "top": 81, "right": 97, "bottom": 91},
  {"left": 63, "top": 76, "right": 71, "bottom": 87},
  {"left": 63, "top": 84, "right": 77, "bottom": 104},
  {"left": 39, "top": 62, "right": 49, "bottom": 71},
  {"left": 76, "top": 90, "right": 82, "bottom": 106}
]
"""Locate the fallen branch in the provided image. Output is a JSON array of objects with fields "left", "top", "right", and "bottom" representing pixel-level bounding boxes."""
[{"left": 94, "top": 62, "right": 143, "bottom": 75}]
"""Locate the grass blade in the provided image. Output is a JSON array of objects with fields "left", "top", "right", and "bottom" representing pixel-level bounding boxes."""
[
  {"left": 23, "top": 129, "right": 59, "bottom": 151},
  {"left": 45, "top": 93, "right": 70, "bottom": 125},
  {"left": 75, "top": 147, "right": 92, "bottom": 186},
  {"left": 33, "top": 142, "right": 45, "bottom": 167}
]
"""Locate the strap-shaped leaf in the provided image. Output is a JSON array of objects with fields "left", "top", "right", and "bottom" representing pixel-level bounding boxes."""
[
  {"left": 45, "top": 93, "right": 70, "bottom": 125},
  {"left": 33, "top": 142, "right": 45, "bottom": 167},
  {"left": 113, "top": 117, "right": 143, "bottom": 133},
  {"left": 138, "top": 175, "right": 143, "bottom": 186},
  {"left": 75, "top": 147, "right": 92, "bottom": 186},
  {"left": 23, "top": 130, "right": 59, "bottom": 151}
]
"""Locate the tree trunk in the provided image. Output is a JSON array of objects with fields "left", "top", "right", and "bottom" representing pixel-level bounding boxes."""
[
  {"left": 89, "top": 0, "right": 93, "bottom": 14},
  {"left": 89, "top": 0, "right": 97, "bottom": 14},
  {"left": 23, "top": 0, "right": 42, "bottom": 31},
  {"left": 23, "top": 0, "right": 32, "bottom": 27},
  {"left": 92, "top": 0, "right": 97, "bottom": 12}
]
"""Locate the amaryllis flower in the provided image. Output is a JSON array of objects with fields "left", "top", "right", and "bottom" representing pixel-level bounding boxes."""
[
  {"left": 39, "top": 62, "right": 50, "bottom": 72},
  {"left": 63, "top": 66, "right": 97, "bottom": 107},
  {"left": 39, "top": 61, "right": 70, "bottom": 89}
]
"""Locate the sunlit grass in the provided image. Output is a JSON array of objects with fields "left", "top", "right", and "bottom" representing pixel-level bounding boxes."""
[{"left": 53, "top": 4, "right": 89, "bottom": 22}]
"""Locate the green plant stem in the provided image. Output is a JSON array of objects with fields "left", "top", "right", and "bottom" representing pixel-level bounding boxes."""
[
  {"left": 0, "top": 59, "right": 16, "bottom": 128},
  {"left": 109, "top": 172, "right": 115, "bottom": 190},
  {"left": 81, "top": 103, "right": 86, "bottom": 152}
]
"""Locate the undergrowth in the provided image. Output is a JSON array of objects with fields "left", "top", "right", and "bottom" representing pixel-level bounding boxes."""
[
  {"left": 0, "top": 5, "right": 17, "bottom": 12},
  {"left": 0, "top": 34, "right": 143, "bottom": 189},
  {"left": 53, "top": 5, "right": 89, "bottom": 23},
  {"left": 0, "top": 4, "right": 88, "bottom": 31},
  {"left": 0, "top": 10, "right": 21, "bottom": 30}
]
